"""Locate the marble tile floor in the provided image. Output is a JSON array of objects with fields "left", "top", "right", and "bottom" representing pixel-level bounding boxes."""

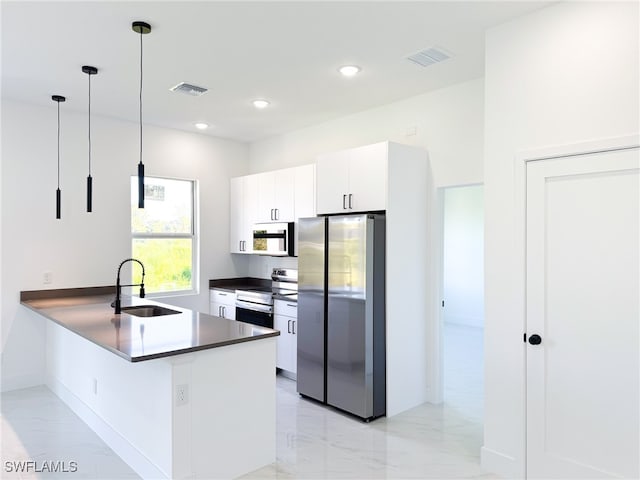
[
  {"left": 1, "top": 385, "right": 139, "bottom": 479},
  {"left": 1, "top": 324, "right": 492, "bottom": 479}
]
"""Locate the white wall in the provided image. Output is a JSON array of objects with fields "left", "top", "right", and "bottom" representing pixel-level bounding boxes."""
[
  {"left": 1, "top": 99, "right": 249, "bottom": 391},
  {"left": 483, "top": 2, "right": 639, "bottom": 476},
  {"left": 443, "top": 185, "right": 484, "bottom": 328},
  {"left": 249, "top": 77, "right": 484, "bottom": 188}
]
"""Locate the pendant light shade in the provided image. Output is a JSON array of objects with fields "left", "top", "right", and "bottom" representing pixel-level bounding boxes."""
[
  {"left": 82, "top": 65, "right": 98, "bottom": 213},
  {"left": 132, "top": 20, "right": 151, "bottom": 209},
  {"left": 52, "top": 95, "right": 66, "bottom": 219}
]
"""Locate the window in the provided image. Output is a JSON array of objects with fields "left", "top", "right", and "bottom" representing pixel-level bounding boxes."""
[{"left": 131, "top": 176, "right": 196, "bottom": 295}]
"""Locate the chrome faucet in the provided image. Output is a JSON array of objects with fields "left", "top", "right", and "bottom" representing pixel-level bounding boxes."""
[{"left": 114, "top": 258, "right": 145, "bottom": 314}]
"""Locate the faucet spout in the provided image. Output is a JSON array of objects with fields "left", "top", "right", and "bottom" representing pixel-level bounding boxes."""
[{"left": 114, "top": 258, "right": 146, "bottom": 314}]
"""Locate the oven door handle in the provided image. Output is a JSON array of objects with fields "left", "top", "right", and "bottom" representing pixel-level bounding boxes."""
[{"left": 235, "top": 300, "right": 273, "bottom": 314}]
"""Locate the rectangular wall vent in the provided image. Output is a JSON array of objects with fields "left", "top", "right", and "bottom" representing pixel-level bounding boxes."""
[
  {"left": 406, "top": 46, "right": 452, "bottom": 68},
  {"left": 169, "top": 82, "right": 208, "bottom": 96}
]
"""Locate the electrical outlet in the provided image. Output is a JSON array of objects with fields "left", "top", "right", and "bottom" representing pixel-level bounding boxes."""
[
  {"left": 43, "top": 271, "right": 53, "bottom": 285},
  {"left": 176, "top": 384, "right": 189, "bottom": 406}
]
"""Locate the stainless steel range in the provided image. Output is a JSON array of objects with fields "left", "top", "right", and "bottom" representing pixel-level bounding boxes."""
[{"left": 235, "top": 268, "right": 297, "bottom": 328}]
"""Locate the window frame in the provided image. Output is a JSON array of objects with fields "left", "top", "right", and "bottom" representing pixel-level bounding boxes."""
[{"left": 131, "top": 175, "right": 199, "bottom": 297}]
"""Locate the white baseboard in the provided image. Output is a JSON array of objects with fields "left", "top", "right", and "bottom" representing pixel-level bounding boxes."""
[
  {"left": 47, "top": 377, "right": 167, "bottom": 480},
  {"left": 481, "top": 446, "right": 523, "bottom": 479}
]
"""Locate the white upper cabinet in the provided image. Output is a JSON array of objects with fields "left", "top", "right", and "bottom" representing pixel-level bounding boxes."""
[
  {"left": 230, "top": 164, "right": 315, "bottom": 255},
  {"left": 347, "top": 143, "right": 387, "bottom": 212},
  {"left": 229, "top": 174, "right": 257, "bottom": 254},
  {"left": 316, "top": 149, "right": 350, "bottom": 214},
  {"left": 316, "top": 142, "right": 388, "bottom": 214},
  {"left": 256, "top": 168, "right": 295, "bottom": 222},
  {"left": 294, "top": 164, "right": 316, "bottom": 220}
]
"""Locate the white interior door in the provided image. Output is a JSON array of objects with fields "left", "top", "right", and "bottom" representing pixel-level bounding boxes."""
[{"left": 525, "top": 147, "right": 639, "bottom": 478}]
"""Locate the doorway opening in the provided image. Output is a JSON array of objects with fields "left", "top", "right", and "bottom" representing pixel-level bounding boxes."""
[{"left": 440, "top": 184, "right": 484, "bottom": 445}]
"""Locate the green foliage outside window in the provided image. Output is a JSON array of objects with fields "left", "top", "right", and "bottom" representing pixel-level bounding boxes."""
[{"left": 132, "top": 238, "right": 192, "bottom": 292}]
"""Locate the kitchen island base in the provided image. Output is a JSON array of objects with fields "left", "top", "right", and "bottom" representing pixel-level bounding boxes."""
[{"left": 46, "top": 319, "right": 276, "bottom": 479}]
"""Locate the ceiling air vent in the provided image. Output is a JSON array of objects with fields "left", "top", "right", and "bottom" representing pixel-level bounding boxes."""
[
  {"left": 169, "top": 82, "right": 208, "bottom": 96},
  {"left": 406, "top": 46, "right": 452, "bottom": 68}
]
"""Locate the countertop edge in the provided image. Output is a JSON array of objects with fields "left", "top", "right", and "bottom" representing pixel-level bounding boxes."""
[{"left": 21, "top": 289, "right": 280, "bottom": 363}]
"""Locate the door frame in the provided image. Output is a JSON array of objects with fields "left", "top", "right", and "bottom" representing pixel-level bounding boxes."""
[{"left": 513, "top": 133, "right": 640, "bottom": 477}]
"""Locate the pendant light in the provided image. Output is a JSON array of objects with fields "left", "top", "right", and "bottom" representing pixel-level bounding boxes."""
[
  {"left": 132, "top": 20, "right": 151, "bottom": 209},
  {"left": 82, "top": 65, "right": 98, "bottom": 212},
  {"left": 52, "top": 95, "right": 66, "bottom": 219}
]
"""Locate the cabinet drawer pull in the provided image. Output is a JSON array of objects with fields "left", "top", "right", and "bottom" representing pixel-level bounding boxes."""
[{"left": 286, "top": 303, "right": 296, "bottom": 308}]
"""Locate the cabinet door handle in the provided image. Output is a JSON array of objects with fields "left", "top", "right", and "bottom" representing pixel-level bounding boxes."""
[
  {"left": 343, "top": 194, "right": 347, "bottom": 209},
  {"left": 348, "top": 194, "right": 353, "bottom": 209},
  {"left": 275, "top": 208, "right": 279, "bottom": 220},
  {"left": 287, "top": 319, "right": 291, "bottom": 333},
  {"left": 218, "top": 306, "right": 222, "bottom": 316},
  {"left": 292, "top": 320, "right": 296, "bottom": 334}
]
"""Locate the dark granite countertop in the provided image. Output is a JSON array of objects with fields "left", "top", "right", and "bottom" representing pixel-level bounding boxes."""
[
  {"left": 21, "top": 286, "right": 279, "bottom": 363},
  {"left": 210, "top": 278, "right": 298, "bottom": 303},
  {"left": 273, "top": 293, "right": 298, "bottom": 303},
  {"left": 209, "top": 277, "right": 272, "bottom": 292}
]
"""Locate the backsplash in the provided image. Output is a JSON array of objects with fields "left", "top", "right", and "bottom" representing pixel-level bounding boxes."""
[{"left": 248, "top": 255, "right": 298, "bottom": 279}]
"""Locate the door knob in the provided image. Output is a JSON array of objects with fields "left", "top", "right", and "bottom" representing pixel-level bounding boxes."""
[{"left": 528, "top": 334, "right": 542, "bottom": 345}]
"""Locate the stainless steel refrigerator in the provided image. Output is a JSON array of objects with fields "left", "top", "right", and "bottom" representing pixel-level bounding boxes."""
[{"left": 297, "top": 214, "right": 386, "bottom": 420}]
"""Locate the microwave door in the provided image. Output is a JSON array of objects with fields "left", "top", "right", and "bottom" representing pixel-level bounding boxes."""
[{"left": 253, "top": 223, "right": 294, "bottom": 256}]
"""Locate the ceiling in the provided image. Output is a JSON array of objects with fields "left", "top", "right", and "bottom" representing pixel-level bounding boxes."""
[{"left": 2, "top": 1, "right": 553, "bottom": 143}]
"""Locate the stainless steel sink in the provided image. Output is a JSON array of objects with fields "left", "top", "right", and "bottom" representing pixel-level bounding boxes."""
[{"left": 120, "top": 305, "right": 181, "bottom": 317}]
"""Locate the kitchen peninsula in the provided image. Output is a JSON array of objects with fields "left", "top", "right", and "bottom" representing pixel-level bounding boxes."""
[{"left": 21, "top": 286, "right": 279, "bottom": 479}]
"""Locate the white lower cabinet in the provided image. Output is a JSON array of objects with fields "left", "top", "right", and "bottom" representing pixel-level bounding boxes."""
[
  {"left": 210, "top": 289, "right": 236, "bottom": 320},
  {"left": 274, "top": 299, "right": 297, "bottom": 374}
]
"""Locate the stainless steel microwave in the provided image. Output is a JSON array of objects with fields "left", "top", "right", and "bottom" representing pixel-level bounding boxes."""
[{"left": 252, "top": 222, "right": 295, "bottom": 256}]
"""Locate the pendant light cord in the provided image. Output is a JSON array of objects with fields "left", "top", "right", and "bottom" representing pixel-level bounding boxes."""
[
  {"left": 57, "top": 100, "right": 61, "bottom": 189},
  {"left": 88, "top": 73, "right": 92, "bottom": 176},
  {"left": 139, "top": 30, "right": 143, "bottom": 166}
]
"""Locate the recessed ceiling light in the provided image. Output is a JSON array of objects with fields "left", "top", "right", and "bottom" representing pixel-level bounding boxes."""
[
  {"left": 194, "top": 122, "right": 208, "bottom": 130},
  {"left": 338, "top": 65, "right": 361, "bottom": 77},
  {"left": 253, "top": 99, "right": 270, "bottom": 109}
]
